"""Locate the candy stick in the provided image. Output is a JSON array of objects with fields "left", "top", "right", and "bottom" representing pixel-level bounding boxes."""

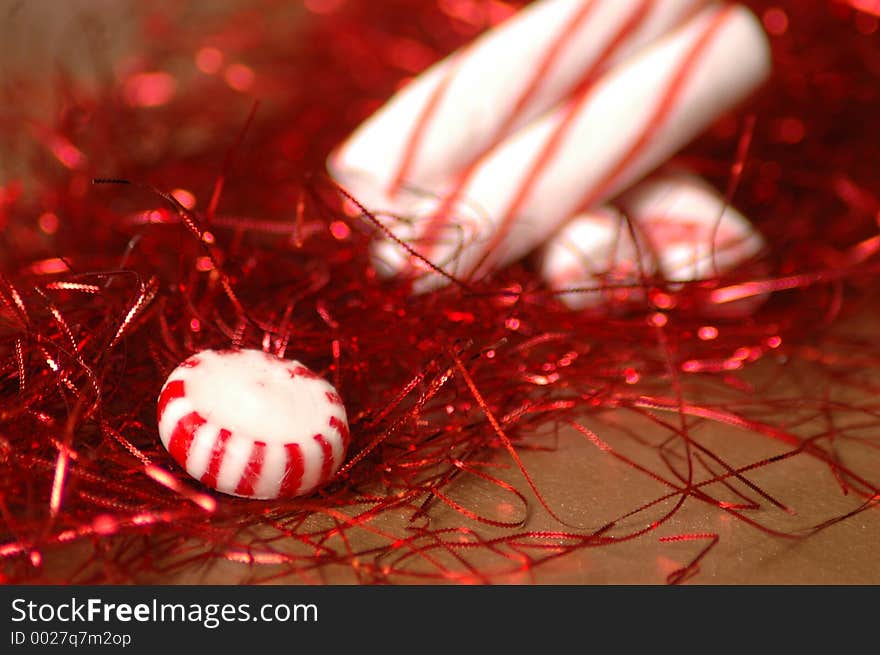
[
  {"left": 330, "top": 0, "right": 707, "bottom": 211},
  {"left": 157, "top": 349, "right": 349, "bottom": 499},
  {"left": 538, "top": 204, "right": 655, "bottom": 309},
  {"left": 369, "top": 3, "right": 770, "bottom": 293},
  {"left": 540, "top": 171, "right": 767, "bottom": 310}
]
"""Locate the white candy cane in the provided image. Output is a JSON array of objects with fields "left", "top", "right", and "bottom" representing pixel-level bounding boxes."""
[
  {"left": 540, "top": 171, "right": 766, "bottom": 310},
  {"left": 330, "top": 0, "right": 706, "bottom": 221},
  {"left": 360, "top": 3, "right": 771, "bottom": 293}
]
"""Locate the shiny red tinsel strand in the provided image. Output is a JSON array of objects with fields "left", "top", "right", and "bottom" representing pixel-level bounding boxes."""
[{"left": 1, "top": 0, "right": 879, "bottom": 584}]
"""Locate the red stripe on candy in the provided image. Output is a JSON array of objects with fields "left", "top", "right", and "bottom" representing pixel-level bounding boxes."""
[
  {"left": 157, "top": 379, "right": 186, "bottom": 417},
  {"left": 325, "top": 390, "right": 343, "bottom": 406},
  {"left": 199, "top": 428, "right": 232, "bottom": 489},
  {"left": 168, "top": 411, "right": 205, "bottom": 467},
  {"left": 329, "top": 415, "right": 350, "bottom": 449},
  {"left": 235, "top": 440, "right": 267, "bottom": 496},
  {"left": 573, "top": 5, "right": 735, "bottom": 213},
  {"left": 495, "top": 0, "right": 603, "bottom": 150},
  {"left": 465, "top": 0, "right": 656, "bottom": 277},
  {"left": 388, "top": 56, "right": 462, "bottom": 197},
  {"left": 314, "top": 433, "right": 334, "bottom": 483},
  {"left": 410, "top": 0, "right": 622, "bottom": 270},
  {"left": 279, "top": 443, "right": 306, "bottom": 498}
]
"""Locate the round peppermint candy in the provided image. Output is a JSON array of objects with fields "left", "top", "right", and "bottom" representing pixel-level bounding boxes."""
[{"left": 157, "top": 349, "right": 349, "bottom": 499}]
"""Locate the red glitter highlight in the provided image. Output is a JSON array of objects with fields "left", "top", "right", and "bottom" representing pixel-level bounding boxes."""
[
  {"left": 697, "top": 326, "right": 719, "bottom": 340},
  {"left": 124, "top": 71, "right": 177, "bottom": 107},
  {"left": 49, "top": 447, "right": 71, "bottom": 517},
  {"left": 330, "top": 220, "right": 351, "bottom": 240},
  {"left": 46, "top": 135, "right": 86, "bottom": 170},
  {"left": 848, "top": 0, "right": 880, "bottom": 17},
  {"left": 762, "top": 7, "right": 789, "bottom": 35},
  {"left": 38, "top": 212, "right": 59, "bottom": 234},
  {"left": 142, "top": 466, "right": 218, "bottom": 512},
  {"left": 196, "top": 47, "right": 224, "bottom": 74},
  {"left": 171, "top": 188, "right": 197, "bottom": 209},
  {"left": 224, "top": 64, "right": 255, "bottom": 92}
]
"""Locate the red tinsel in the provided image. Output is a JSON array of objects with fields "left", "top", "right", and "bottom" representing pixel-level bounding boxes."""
[{"left": 1, "top": 0, "right": 879, "bottom": 584}]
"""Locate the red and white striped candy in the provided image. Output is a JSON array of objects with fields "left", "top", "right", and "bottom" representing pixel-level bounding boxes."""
[
  {"left": 330, "top": 0, "right": 705, "bottom": 210},
  {"left": 157, "top": 349, "right": 349, "bottom": 500},
  {"left": 540, "top": 171, "right": 766, "bottom": 310},
  {"left": 338, "top": 3, "right": 770, "bottom": 293},
  {"left": 538, "top": 204, "right": 655, "bottom": 309}
]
